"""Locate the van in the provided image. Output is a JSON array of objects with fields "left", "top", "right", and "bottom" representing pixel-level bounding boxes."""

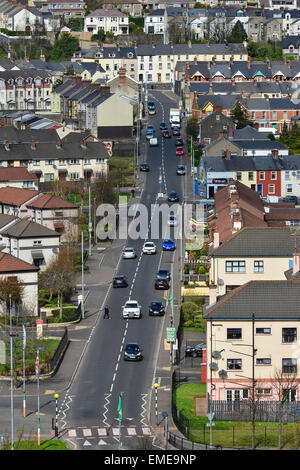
[{"left": 149, "top": 137, "right": 158, "bottom": 146}]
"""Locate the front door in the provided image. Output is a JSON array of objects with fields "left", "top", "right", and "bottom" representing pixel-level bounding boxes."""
[
  {"left": 257, "top": 184, "right": 263, "bottom": 197},
  {"left": 157, "top": 73, "right": 161, "bottom": 82}
]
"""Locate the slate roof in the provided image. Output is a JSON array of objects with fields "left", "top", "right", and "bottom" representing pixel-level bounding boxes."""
[
  {"left": 202, "top": 154, "right": 300, "bottom": 172},
  {"left": 136, "top": 43, "right": 247, "bottom": 57},
  {"left": 1, "top": 218, "right": 60, "bottom": 238},
  {"left": 204, "top": 280, "right": 300, "bottom": 320},
  {"left": 231, "top": 125, "right": 271, "bottom": 141},
  {"left": 0, "top": 252, "right": 39, "bottom": 273}
]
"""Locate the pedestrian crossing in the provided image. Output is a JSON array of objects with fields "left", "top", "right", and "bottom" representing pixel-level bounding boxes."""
[{"left": 67, "top": 425, "right": 154, "bottom": 442}]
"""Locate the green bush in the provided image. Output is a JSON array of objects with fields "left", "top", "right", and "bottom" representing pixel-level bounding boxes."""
[
  {"left": 196, "top": 265, "right": 207, "bottom": 274},
  {"left": 47, "top": 307, "right": 78, "bottom": 323}
]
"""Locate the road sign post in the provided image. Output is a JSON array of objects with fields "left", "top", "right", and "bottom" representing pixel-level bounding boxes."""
[{"left": 166, "top": 327, "right": 176, "bottom": 343}]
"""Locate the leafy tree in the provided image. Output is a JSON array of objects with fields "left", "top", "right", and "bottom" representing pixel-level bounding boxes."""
[
  {"left": 230, "top": 102, "right": 253, "bottom": 129},
  {"left": 228, "top": 20, "right": 247, "bottom": 43},
  {"left": 186, "top": 117, "right": 199, "bottom": 141},
  {"left": 51, "top": 32, "right": 80, "bottom": 61},
  {"left": 279, "top": 121, "right": 289, "bottom": 145},
  {"left": 0, "top": 277, "right": 24, "bottom": 313},
  {"left": 65, "top": 17, "right": 84, "bottom": 31}
]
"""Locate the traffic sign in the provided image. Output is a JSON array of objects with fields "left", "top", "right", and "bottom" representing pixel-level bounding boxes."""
[{"left": 166, "top": 327, "right": 176, "bottom": 343}]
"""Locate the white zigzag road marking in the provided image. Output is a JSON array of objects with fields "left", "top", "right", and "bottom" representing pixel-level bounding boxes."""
[
  {"left": 102, "top": 393, "right": 111, "bottom": 427},
  {"left": 140, "top": 393, "right": 148, "bottom": 426}
]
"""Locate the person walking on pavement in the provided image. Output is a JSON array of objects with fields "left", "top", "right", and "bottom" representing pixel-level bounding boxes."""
[{"left": 104, "top": 306, "right": 110, "bottom": 319}]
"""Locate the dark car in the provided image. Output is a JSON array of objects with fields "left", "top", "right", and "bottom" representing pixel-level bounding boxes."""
[
  {"left": 149, "top": 301, "right": 165, "bottom": 316},
  {"left": 168, "top": 191, "right": 180, "bottom": 202},
  {"left": 286, "top": 195, "right": 298, "bottom": 204},
  {"left": 156, "top": 268, "right": 170, "bottom": 281},
  {"left": 185, "top": 342, "right": 206, "bottom": 358},
  {"left": 160, "top": 122, "right": 167, "bottom": 130},
  {"left": 155, "top": 279, "right": 169, "bottom": 290},
  {"left": 124, "top": 343, "right": 143, "bottom": 361},
  {"left": 113, "top": 275, "right": 128, "bottom": 288},
  {"left": 175, "top": 138, "right": 184, "bottom": 146},
  {"left": 140, "top": 163, "right": 150, "bottom": 172},
  {"left": 172, "top": 127, "right": 180, "bottom": 136},
  {"left": 176, "top": 165, "right": 186, "bottom": 175},
  {"left": 162, "top": 130, "right": 171, "bottom": 138}
]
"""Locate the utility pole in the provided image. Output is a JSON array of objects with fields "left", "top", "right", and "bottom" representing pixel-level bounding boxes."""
[{"left": 88, "top": 184, "right": 92, "bottom": 256}]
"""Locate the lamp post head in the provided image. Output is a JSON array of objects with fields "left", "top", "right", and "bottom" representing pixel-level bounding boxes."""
[
  {"left": 161, "top": 411, "right": 168, "bottom": 418},
  {"left": 54, "top": 393, "right": 59, "bottom": 399},
  {"left": 154, "top": 383, "right": 159, "bottom": 389}
]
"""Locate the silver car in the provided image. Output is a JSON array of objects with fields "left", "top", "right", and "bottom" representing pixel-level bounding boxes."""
[
  {"left": 122, "top": 247, "right": 136, "bottom": 259},
  {"left": 176, "top": 165, "right": 186, "bottom": 175}
]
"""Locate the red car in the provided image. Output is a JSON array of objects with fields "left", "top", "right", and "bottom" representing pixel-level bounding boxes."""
[
  {"left": 162, "top": 130, "right": 171, "bottom": 138},
  {"left": 176, "top": 146, "right": 184, "bottom": 156}
]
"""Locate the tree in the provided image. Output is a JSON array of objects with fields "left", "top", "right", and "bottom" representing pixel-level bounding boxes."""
[
  {"left": 0, "top": 276, "right": 24, "bottom": 313},
  {"left": 51, "top": 32, "right": 80, "bottom": 61},
  {"left": 186, "top": 117, "right": 199, "bottom": 141},
  {"left": 228, "top": 20, "right": 247, "bottom": 43},
  {"left": 279, "top": 121, "right": 289, "bottom": 145},
  {"left": 230, "top": 102, "right": 253, "bottom": 129}
]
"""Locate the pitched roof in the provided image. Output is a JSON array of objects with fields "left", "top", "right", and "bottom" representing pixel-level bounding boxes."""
[
  {"left": 1, "top": 218, "right": 60, "bottom": 238},
  {"left": 0, "top": 251, "right": 39, "bottom": 273},
  {"left": 0, "top": 167, "right": 38, "bottom": 182},
  {"left": 25, "top": 193, "right": 77, "bottom": 210},
  {"left": 0, "top": 187, "right": 39, "bottom": 206}
]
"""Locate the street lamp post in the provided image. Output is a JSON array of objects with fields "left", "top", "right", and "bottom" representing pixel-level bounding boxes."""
[
  {"left": 88, "top": 184, "right": 92, "bottom": 257},
  {"left": 36, "top": 347, "right": 45, "bottom": 446},
  {"left": 162, "top": 411, "right": 168, "bottom": 450},
  {"left": 81, "top": 230, "right": 88, "bottom": 320},
  {"left": 22, "top": 322, "right": 29, "bottom": 418}
]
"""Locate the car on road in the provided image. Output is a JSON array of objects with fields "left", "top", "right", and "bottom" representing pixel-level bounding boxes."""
[
  {"left": 140, "top": 163, "right": 150, "bottom": 172},
  {"left": 156, "top": 268, "right": 170, "bottom": 281},
  {"left": 142, "top": 241, "right": 157, "bottom": 254},
  {"left": 176, "top": 165, "right": 186, "bottom": 175},
  {"left": 147, "top": 125, "right": 155, "bottom": 134},
  {"left": 149, "top": 301, "right": 165, "bottom": 316},
  {"left": 172, "top": 127, "right": 180, "bottom": 136},
  {"left": 122, "top": 247, "right": 136, "bottom": 259},
  {"left": 124, "top": 343, "right": 143, "bottom": 361},
  {"left": 146, "top": 130, "right": 154, "bottom": 141},
  {"left": 167, "top": 214, "right": 177, "bottom": 226},
  {"left": 285, "top": 195, "right": 298, "bottom": 204},
  {"left": 154, "top": 279, "right": 169, "bottom": 290},
  {"left": 122, "top": 300, "right": 141, "bottom": 319},
  {"left": 160, "top": 122, "right": 167, "bottom": 130},
  {"left": 175, "top": 138, "right": 184, "bottom": 146},
  {"left": 113, "top": 275, "right": 128, "bottom": 288},
  {"left": 149, "top": 137, "right": 158, "bottom": 147},
  {"left": 168, "top": 191, "right": 180, "bottom": 202},
  {"left": 176, "top": 146, "right": 184, "bottom": 156},
  {"left": 162, "top": 238, "right": 176, "bottom": 251},
  {"left": 162, "top": 130, "right": 171, "bottom": 138},
  {"left": 185, "top": 342, "right": 206, "bottom": 358}
]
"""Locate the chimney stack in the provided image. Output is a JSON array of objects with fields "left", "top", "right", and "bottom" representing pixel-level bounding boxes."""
[
  {"left": 209, "top": 281, "right": 217, "bottom": 306},
  {"left": 213, "top": 231, "right": 219, "bottom": 249},
  {"left": 293, "top": 250, "right": 300, "bottom": 275},
  {"left": 272, "top": 149, "right": 279, "bottom": 159},
  {"left": 31, "top": 139, "right": 36, "bottom": 150},
  {"left": 224, "top": 150, "right": 231, "bottom": 160}
]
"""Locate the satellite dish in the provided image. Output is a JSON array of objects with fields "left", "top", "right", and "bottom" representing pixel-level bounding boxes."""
[
  {"left": 218, "top": 369, "right": 228, "bottom": 379},
  {"left": 209, "top": 362, "right": 218, "bottom": 371},
  {"left": 212, "top": 350, "right": 222, "bottom": 359}
]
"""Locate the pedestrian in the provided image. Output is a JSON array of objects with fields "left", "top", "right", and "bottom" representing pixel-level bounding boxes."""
[{"left": 104, "top": 306, "right": 110, "bottom": 319}]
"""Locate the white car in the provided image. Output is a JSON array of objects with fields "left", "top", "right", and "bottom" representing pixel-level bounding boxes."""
[
  {"left": 168, "top": 214, "right": 177, "bottom": 226},
  {"left": 122, "top": 247, "right": 136, "bottom": 259},
  {"left": 122, "top": 300, "right": 141, "bottom": 319},
  {"left": 142, "top": 241, "right": 157, "bottom": 254}
]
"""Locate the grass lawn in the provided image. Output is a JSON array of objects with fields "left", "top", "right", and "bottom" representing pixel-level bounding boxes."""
[
  {"left": 2, "top": 440, "right": 68, "bottom": 450},
  {"left": 173, "top": 383, "right": 300, "bottom": 448}
]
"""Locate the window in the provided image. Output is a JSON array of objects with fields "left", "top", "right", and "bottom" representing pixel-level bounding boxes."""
[
  {"left": 256, "top": 388, "right": 271, "bottom": 395},
  {"left": 259, "top": 171, "right": 265, "bottom": 180},
  {"left": 254, "top": 260, "right": 264, "bottom": 272},
  {"left": 44, "top": 173, "right": 54, "bottom": 181},
  {"left": 256, "top": 327, "right": 271, "bottom": 334},
  {"left": 282, "top": 328, "right": 297, "bottom": 343},
  {"left": 297, "top": 171, "right": 300, "bottom": 180},
  {"left": 286, "top": 184, "right": 293, "bottom": 194},
  {"left": 33, "top": 240, "right": 42, "bottom": 246},
  {"left": 33, "top": 160, "right": 40, "bottom": 166},
  {"left": 271, "top": 171, "right": 277, "bottom": 180},
  {"left": 227, "top": 359, "right": 242, "bottom": 370},
  {"left": 236, "top": 172, "right": 242, "bottom": 181},
  {"left": 227, "top": 328, "right": 242, "bottom": 340},
  {"left": 282, "top": 358, "right": 297, "bottom": 374},
  {"left": 45, "top": 159, "right": 54, "bottom": 165},
  {"left": 285, "top": 171, "right": 290, "bottom": 180},
  {"left": 226, "top": 261, "right": 245, "bottom": 273},
  {"left": 70, "top": 172, "right": 80, "bottom": 180},
  {"left": 256, "top": 358, "right": 271, "bottom": 365},
  {"left": 283, "top": 389, "right": 297, "bottom": 402},
  {"left": 268, "top": 184, "right": 275, "bottom": 194},
  {"left": 248, "top": 171, "right": 254, "bottom": 181}
]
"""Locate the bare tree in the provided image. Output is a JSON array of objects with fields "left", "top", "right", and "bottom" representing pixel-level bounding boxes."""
[{"left": 0, "top": 276, "right": 24, "bottom": 315}]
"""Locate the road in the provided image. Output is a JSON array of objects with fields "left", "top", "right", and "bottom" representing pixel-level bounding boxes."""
[{"left": 0, "top": 90, "right": 186, "bottom": 450}]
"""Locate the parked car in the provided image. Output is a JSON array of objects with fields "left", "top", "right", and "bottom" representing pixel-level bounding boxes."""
[
  {"left": 286, "top": 195, "right": 298, "bottom": 205},
  {"left": 122, "top": 247, "right": 136, "bottom": 259},
  {"left": 160, "top": 122, "right": 167, "bottom": 130},
  {"left": 176, "top": 146, "right": 184, "bottom": 156},
  {"left": 140, "top": 163, "right": 150, "bottom": 172},
  {"left": 154, "top": 279, "right": 169, "bottom": 290},
  {"left": 162, "top": 238, "right": 176, "bottom": 251},
  {"left": 168, "top": 191, "right": 180, "bottom": 202},
  {"left": 175, "top": 138, "right": 184, "bottom": 146},
  {"left": 156, "top": 268, "right": 170, "bottom": 281},
  {"left": 172, "top": 127, "right": 180, "bottom": 136},
  {"left": 167, "top": 214, "right": 177, "bottom": 226},
  {"left": 185, "top": 342, "right": 206, "bottom": 358},
  {"left": 162, "top": 130, "right": 171, "bottom": 138},
  {"left": 149, "top": 301, "right": 165, "bottom": 316},
  {"left": 122, "top": 300, "right": 141, "bottom": 319},
  {"left": 176, "top": 165, "right": 186, "bottom": 175},
  {"left": 113, "top": 275, "right": 128, "bottom": 288},
  {"left": 124, "top": 343, "right": 143, "bottom": 361},
  {"left": 147, "top": 125, "right": 155, "bottom": 134},
  {"left": 142, "top": 241, "right": 157, "bottom": 254}
]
